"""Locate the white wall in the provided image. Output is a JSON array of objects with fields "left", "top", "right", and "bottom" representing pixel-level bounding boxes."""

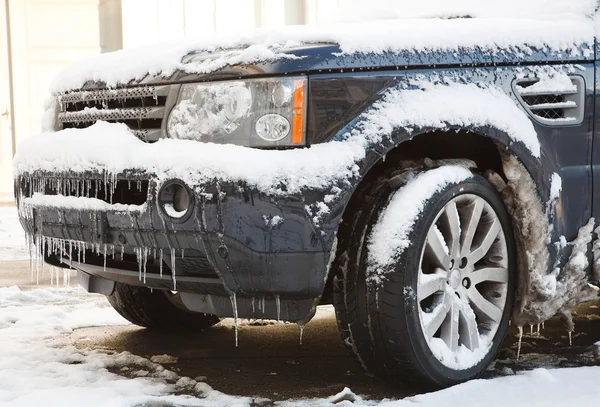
[
  {"left": 121, "top": 0, "right": 356, "bottom": 48},
  {"left": 122, "top": 0, "right": 288, "bottom": 48}
]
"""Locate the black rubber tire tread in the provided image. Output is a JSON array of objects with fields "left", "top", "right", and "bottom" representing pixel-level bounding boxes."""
[
  {"left": 332, "top": 166, "right": 517, "bottom": 388},
  {"left": 332, "top": 165, "right": 411, "bottom": 378},
  {"left": 107, "top": 283, "right": 220, "bottom": 331}
]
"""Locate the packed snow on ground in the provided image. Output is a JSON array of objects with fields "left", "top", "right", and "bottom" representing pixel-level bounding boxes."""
[
  {"left": 0, "top": 285, "right": 261, "bottom": 407},
  {"left": 50, "top": 0, "right": 595, "bottom": 92},
  {"left": 0, "top": 206, "right": 28, "bottom": 261}
]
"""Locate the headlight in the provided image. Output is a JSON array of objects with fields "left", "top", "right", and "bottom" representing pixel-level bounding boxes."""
[{"left": 167, "top": 76, "right": 306, "bottom": 147}]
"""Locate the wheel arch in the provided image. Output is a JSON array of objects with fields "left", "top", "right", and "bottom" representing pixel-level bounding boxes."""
[{"left": 322, "top": 126, "right": 557, "bottom": 319}]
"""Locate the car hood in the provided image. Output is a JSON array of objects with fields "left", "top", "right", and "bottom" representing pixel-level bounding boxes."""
[{"left": 50, "top": 16, "right": 594, "bottom": 93}]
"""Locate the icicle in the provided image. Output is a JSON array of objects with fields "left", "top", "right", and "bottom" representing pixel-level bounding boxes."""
[
  {"left": 170, "top": 248, "right": 177, "bottom": 290},
  {"left": 231, "top": 293, "right": 239, "bottom": 347},
  {"left": 103, "top": 244, "right": 107, "bottom": 271},
  {"left": 568, "top": 330, "right": 573, "bottom": 346},
  {"left": 181, "top": 249, "right": 185, "bottom": 259},
  {"left": 542, "top": 321, "right": 545, "bottom": 330},
  {"left": 536, "top": 324, "right": 540, "bottom": 336},
  {"left": 517, "top": 326, "right": 523, "bottom": 360},
  {"left": 276, "top": 295, "right": 281, "bottom": 322},
  {"left": 159, "top": 249, "right": 163, "bottom": 277},
  {"left": 251, "top": 297, "right": 255, "bottom": 315},
  {"left": 299, "top": 323, "right": 305, "bottom": 345},
  {"left": 530, "top": 325, "right": 533, "bottom": 335},
  {"left": 120, "top": 245, "right": 124, "bottom": 261},
  {"left": 136, "top": 248, "right": 142, "bottom": 281},
  {"left": 143, "top": 247, "right": 148, "bottom": 284}
]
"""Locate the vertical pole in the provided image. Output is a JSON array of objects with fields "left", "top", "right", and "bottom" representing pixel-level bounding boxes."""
[
  {"left": 284, "top": 0, "right": 306, "bottom": 25},
  {"left": 99, "top": 0, "right": 123, "bottom": 53},
  {"left": 4, "top": 0, "right": 15, "bottom": 156},
  {"left": 254, "top": 0, "right": 264, "bottom": 28}
]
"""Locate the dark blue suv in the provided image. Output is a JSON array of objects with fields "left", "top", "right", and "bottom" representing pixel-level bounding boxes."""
[{"left": 13, "top": 7, "right": 600, "bottom": 387}]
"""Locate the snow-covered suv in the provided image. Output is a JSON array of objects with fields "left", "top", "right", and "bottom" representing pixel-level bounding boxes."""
[{"left": 13, "top": 1, "right": 600, "bottom": 388}]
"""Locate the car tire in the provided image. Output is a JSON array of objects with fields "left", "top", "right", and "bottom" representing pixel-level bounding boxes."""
[
  {"left": 107, "top": 283, "right": 220, "bottom": 331},
  {"left": 332, "top": 165, "right": 516, "bottom": 387}
]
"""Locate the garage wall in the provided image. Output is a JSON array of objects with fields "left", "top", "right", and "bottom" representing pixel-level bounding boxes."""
[
  {"left": 121, "top": 0, "right": 288, "bottom": 48},
  {"left": 121, "top": 0, "right": 354, "bottom": 48}
]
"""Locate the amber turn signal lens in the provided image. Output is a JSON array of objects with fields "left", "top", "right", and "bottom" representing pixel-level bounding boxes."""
[{"left": 291, "top": 80, "right": 305, "bottom": 145}]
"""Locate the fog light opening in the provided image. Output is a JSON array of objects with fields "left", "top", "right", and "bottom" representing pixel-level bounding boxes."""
[{"left": 159, "top": 181, "right": 193, "bottom": 221}]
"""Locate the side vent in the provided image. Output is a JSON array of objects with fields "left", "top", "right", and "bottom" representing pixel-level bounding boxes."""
[{"left": 513, "top": 76, "right": 584, "bottom": 126}]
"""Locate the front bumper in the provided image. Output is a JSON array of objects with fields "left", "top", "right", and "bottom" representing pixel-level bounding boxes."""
[{"left": 16, "top": 174, "right": 338, "bottom": 302}]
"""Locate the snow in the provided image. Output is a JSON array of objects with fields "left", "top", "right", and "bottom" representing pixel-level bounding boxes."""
[
  {"left": 336, "top": 0, "right": 597, "bottom": 21},
  {"left": 150, "top": 354, "right": 178, "bottom": 364},
  {"left": 280, "top": 367, "right": 600, "bottom": 407},
  {"left": 367, "top": 165, "right": 472, "bottom": 281},
  {"left": 23, "top": 193, "right": 146, "bottom": 213},
  {"left": 49, "top": 7, "right": 595, "bottom": 93},
  {"left": 360, "top": 82, "right": 541, "bottom": 157},
  {"left": 0, "top": 285, "right": 258, "bottom": 407},
  {"left": 549, "top": 173, "right": 562, "bottom": 202},
  {"left": 516, "top": 72, "right": 579, "bottom": 96},
  {"left": 0, "top": 206, "right": 28, "bottom": 261}
]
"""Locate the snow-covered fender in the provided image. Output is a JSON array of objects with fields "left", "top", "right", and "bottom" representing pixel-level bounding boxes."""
[{"left": 318, "top": 74, "right": 594, "bottom": 326}]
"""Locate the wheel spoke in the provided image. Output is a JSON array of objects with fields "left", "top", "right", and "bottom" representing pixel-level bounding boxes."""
[
  {"left": 418, "top": 274, "right": 446, "bottom": 302},
  {"left": 445, "top": 202, "right": 461, "bottom": 258},
  {"left": 423, "top": 292, "right": 451, "bottom": 339},
  {"left": 458, "top": 301, "right": 480, "bottom": 350},
  {"left": 426, "top": 227, "right": 450, "bottom": 269},
  {"left": 469, "top": 218, "right": 501, "bottom": 263},
  {"left": 460, "top": 199, "right": 484, "bottom": 257},
  {"left": 467, "top": 287, "right": 502, "bottom": 322},
  {"left": 470, "top": 267, "right": 509, "bottom": 285},
  {"left": 441, "top": 299, "right": 460, "bottom": 351}
]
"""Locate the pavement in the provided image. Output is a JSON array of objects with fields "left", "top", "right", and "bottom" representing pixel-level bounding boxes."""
[{"left": 2, "top": 260, "right": 600, "bottom": 402}]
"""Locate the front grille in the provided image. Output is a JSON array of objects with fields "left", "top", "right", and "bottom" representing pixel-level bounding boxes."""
[{"left": 57, "top": 86, "right": 170, "bottom": 142}]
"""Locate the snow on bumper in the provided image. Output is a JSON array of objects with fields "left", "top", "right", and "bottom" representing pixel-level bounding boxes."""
[
  {"left": 13, "top": 121, "right": 363, "bottom": 195},
  {"left": 13, "top": 122, "right": 350, "bottom": 298}
]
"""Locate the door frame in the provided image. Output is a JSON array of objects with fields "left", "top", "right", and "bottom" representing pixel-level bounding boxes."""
[{"left": 0, "top": 0, "right": 15, "bottom": 203}]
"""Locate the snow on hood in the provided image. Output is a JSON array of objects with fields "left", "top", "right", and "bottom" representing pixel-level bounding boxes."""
[
  {"left": 336, "top": 0, "right": 597, "bottom": 22},
  {"left": 50, "top": 5, "right": 595, "bottom": 93}
]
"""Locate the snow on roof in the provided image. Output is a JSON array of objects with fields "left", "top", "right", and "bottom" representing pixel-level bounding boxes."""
[{"left": 50, "top": 2, "right": 596, "bottom": 93}]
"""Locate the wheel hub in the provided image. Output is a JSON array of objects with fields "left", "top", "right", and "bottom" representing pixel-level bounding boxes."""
[{"left": 448, "top": 269, "right": 461, "bottom": 290}]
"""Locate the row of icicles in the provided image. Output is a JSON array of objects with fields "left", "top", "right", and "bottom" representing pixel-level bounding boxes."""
[
  {"left": 24, "top": 232, "right": 306, "bottom": 347},
  {"left": 515, "top": 321, "right": 575, "bottom": 361}
]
